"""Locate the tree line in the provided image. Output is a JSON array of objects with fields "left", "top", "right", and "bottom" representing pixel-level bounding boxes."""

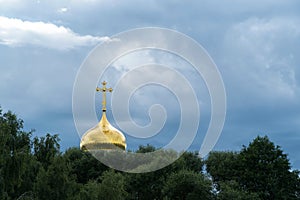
[{"left": 0, "top": 108, "right": 299, "bottom": 199}]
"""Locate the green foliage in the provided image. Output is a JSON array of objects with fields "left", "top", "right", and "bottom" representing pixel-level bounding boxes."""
[
  {"left": 34, "top": 156, "right": 78, "bottom": 200},
  {"left": 238, "top": 136, "right": 300, "bottom": 199},
  {"left": 75, "top": 170, "right": 127, "bottom": 200},
  {"left": 217, "top": 181, "right": 260, "bottom": 200},
  {"left": 99, "top": 170, "right": 128, "bottom": 199},
  {"left": 206, "top": 136, "right": 300, "bottom": 200},
  {"left": 125, "top": 169, "right": 166, "bottom": 199},
  {"left": 162, "top": 169, "right": 213, "bottom": 200},
  {"left": 125, "top": 147, "right": 205, "bottom": 199},
  {"left": 64, "top": 147, "right": 108, "bottom": 184},
  {"left": 206, "top": 151, "right": 239, "bottom": 184},
  {"left": 17, "top": 155, "right": 41, "bottom": 198},
  {"left": 136, "top": 144, "right": 156, "bottom": 153},
  {"left": 0, "top": 109, "right": 33, "bottom": 199},
  {"left": 1, "top": 107, "right": 300, "bottom": 200},
  {"left": 33, "top": 133, "right": 60, "bottom": 169},
  {"left": 177, "top": 151, "right": 204, "bottom": 172},
  {"left": 76, "top": 180, "right": 101, "bottom": 200}
]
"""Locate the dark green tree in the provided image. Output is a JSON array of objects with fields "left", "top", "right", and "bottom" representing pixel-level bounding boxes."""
[
  {"left": 33, "top": 133, "right": 60, "bottom": 169},
  {"left": 0, "top": 109, "right": 33, "bottom": 199},
  {"left": 126, "top": 146, "right": 205, "bottom": 200},
  {"left": 175, "top": 151, "right": 203, "bottom": 173},
  {"left": 135, "top": 144, "right": 156, "bottom": 153},
  {"left": 206, "top": 136, "right": 300, "bottom": 199},
  {"left": 163, "top": 169, "right": 213, "bottom": 200},
  {"left": 75, "top": 170, "right": 127, "bottom": 200},
  {"left": 16, "top": 155, "right": 41, "bottom": 199},
  {"left": 238, "top": 136, "right": 300, "bottom": 199},
  {"left": 125, "top": 145, "right": 165, "bottom": 200},
  {"left": 206, "top": 151, "right": 239, "bottom": 184},
  {"left": 217, "top": 181, "right": 260, "bottom": 200},
  {"left": 64, "top": 147, "right": 108, "bottom": 184},
  {"left": 2, "top": 107, "right": 300, "bottom": 200},
  {"left": 76, "top": 180, "right": 101, "bottom": 200},
  {"left": 34, "top": 156, "right": 78, "bottom": 200},
  {"left": 98, "top": 170, "right": 128, "bottom": 200}
]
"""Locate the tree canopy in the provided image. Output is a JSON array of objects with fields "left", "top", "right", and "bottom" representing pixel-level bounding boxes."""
[
  {"left": 0, "top": 107, "right": 299, "bottom": 200},
  {"left": 206, "top": 136, "right": 300, "bottom": 200}
]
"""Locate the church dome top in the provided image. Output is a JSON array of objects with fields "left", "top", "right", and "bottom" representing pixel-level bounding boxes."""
[{"left": 80, "top": 81, "right": 126, "bottom": 151}]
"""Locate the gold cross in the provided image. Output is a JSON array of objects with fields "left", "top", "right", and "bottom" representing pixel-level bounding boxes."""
[{"left": 96, "top": 81, "right": 113, "bottom": 112}]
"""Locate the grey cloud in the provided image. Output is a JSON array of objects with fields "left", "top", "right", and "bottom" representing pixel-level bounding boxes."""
[
  {"left": 1, "top": 0, "right": 300, "bottom": 167},
  {"left": 0, "top": 16, "right": 112, "bottom": 50}
]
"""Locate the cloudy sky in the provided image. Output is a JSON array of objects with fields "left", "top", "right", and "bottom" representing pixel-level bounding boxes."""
[{"left": 1, "top": 0, "right": 300, "bottom": 168}]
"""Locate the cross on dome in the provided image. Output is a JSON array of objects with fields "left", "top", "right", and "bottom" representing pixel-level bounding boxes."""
[{"left": 96, "top": 81, "right": 113, "bottom": 112}]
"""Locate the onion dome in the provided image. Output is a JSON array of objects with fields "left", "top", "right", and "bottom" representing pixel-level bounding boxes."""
[{"left": 80, "top": 81, "right": 126, "bottom": 151}]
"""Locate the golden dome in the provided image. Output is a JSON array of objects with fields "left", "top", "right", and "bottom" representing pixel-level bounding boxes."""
[
  {"left": 80, "top": 111, "right": 126, "bottom": 151},
  {"left": 80, "top": 81, "right": 126, "bottom": 151}
]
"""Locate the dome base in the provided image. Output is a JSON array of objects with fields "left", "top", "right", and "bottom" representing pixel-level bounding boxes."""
[{"left": 81, "top": 142, "right": 126, "bottom": 151}]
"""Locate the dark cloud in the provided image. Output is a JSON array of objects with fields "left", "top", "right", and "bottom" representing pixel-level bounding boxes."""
[{"left": 0, "top": 0, "right": 299, "bottom": 168}]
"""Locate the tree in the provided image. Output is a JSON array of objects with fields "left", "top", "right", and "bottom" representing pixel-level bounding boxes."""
[
  {"left": 98, "top": 170, "right": 128, "bottom": 200},
  {"left": 163, "top": 169, "right": 213, "bottom": 200},
  {"left": 2, "top": 106, "right": 300, "bottom": 200},
  {"left": 0, "top": 109, "right": 32, "bottom": 199},
  {"left": 178, "top": 151, "right": 204, "bottom": 172},
  {"left": 238, "top": 136, "right": 300, "bottom": 199},
  {"left": 76, "top": 180, "right": 101, "bottom": 200},
  {"left": 64, "top": 147, "right": 108, "bottom": 184},
  {"left": 126, "top": 146, "right": 205, "bottom": 199},
  {"left": 75, "top": 170, "right": 127, "bottom": 200},
  {"left": 136, "top": 144, "right": 156, "bottom": 153},
  {"left": 33, "top": 133, "right": 60, "bottom": 169},
  {"left": 206, "top": 136, "right": 300, "bottom": 200},
  {"left": 16, "top": 154, "right": 41, "bottom": 199},
  {"left": 34, "top": 156, "right": 78, "bottom": 200},
  {"left": 206, "top": 151, "right": 239, "bottom": 184},
  {"left": 217, "top": 181, "right": 260, "bottom": 200}
]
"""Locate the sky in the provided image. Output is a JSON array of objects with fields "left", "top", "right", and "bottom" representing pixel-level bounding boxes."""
[{"left": 0, "top": 0, "right": 300, "bottom": 168}]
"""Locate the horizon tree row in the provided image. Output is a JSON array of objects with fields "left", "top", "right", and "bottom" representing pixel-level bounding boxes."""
[{"left": 0, "top": 108, "right": 299, "bottom": 199}]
